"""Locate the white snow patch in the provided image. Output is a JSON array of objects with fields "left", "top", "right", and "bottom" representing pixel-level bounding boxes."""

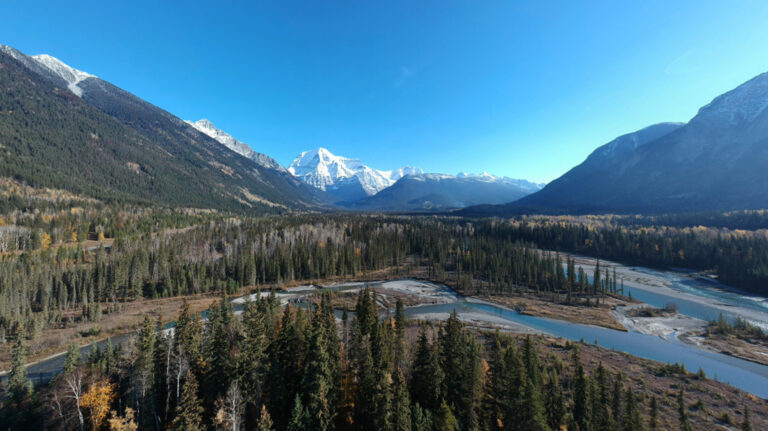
[
  {"left": 288, "top": 148, "right": 422, "bottom": 195},
  {"left": 31, "top": 54, "right": 95, "bottom": 97},
  {"left": 186, "top": 119, "right": 284, "bottom": 170}
]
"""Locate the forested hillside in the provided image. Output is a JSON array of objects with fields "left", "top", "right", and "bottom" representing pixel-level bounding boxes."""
[
  {"left": 3, "top": 289, "right": 763, "bottom": 430},
  {"left": 0, "top": 47, "right": 321, "bottom": 212}
]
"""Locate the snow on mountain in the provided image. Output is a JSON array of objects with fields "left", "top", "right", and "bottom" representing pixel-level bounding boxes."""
[
  {"left": 456, "top": 172, "right": 544, "bottom": 190},
  {"left": 30, "top": 54, "right": 95, "bottom": 97},
  {"left": 694, "top": 72, "right": 768, "bottom": 126},
  {"left": 186, "top": 119, "right": 284, "bottom": 171},
  {"left": 288, "top": 148, "right": 422, "bottom": 195}
]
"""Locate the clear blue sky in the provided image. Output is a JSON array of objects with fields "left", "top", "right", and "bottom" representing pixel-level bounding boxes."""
[{"left": 3, "top": 1, "right": 768, "bottom": 182}]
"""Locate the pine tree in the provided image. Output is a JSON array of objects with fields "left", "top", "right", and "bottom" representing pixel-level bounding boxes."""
[
  {"left": 410, "top": 328, "right": 444, "bottom": 412},
  {"left": 612, "top": 374, "right": 623, "bottom": 429},
  {"left": 134, "top": 315, "right": 157, "bottom": 426},
  {"left": 62, "top": 341, "right": 81, "bottom": 375},
  {"left": 391, "top": 368, "right": 413, "bottom": 431},
  {"left": 257, "top": 405, "right": 274, "bottom": 431},
  {"left": 287, "top": 395, "right": 308, "bottom": 431},
  {"left": 545, "top": 369, "right": 565, "bottom": 431},
  {"left": 171, "top": 370, "right": 204, "bottom": 431},
  {"left": 742, "top": 405, "right": 753, "bottom": 431},
  {"left": 433, "top": 401, "right": 457, "bottom": 431},
  {"left": 411, "top": 403, "right": 432, "bottom": 431},
  {"left": 572, "top": 361, "right": 591, "bottom": 431},
  {"left": 300, "top": 310, "right": 335, "bottom": 431},
  {"left": 649, "top": 395, "right": 659, "bottom": 431},
  {"left": 7, "top": 323, "right": 31, "bottom": 402},
  {"left": 678, "top": 388, "right": 693, "bottom": 431},
  {"left": 623, "top": 386, "right": 643, "bottom": 431},
  {"left": 394, "top": 298, "right": 408, "bottom": 368}
]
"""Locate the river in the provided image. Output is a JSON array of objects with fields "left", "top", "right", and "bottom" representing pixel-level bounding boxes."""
[{"left": 20, "top": 268, "right": 768, "bottom": 398}]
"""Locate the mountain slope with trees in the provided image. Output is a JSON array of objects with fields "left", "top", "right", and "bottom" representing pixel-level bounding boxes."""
[
  {"left": 0, "top": 45, "right": 323, "bottom": 212},
  {"left": 463, "top": 72, "right": 768, "bottom": 215}
]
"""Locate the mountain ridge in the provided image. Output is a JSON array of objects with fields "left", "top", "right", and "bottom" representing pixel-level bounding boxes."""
[
  {"left": 461, "top": 71, "right": 768, "bottom": 215},
  {"left": 0, "top": 44, "right": 323, "bottom": 211}
]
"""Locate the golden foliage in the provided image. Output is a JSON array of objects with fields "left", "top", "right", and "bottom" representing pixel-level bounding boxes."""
[
  {"left": 41, "top": 232, "right": 52, "bottom": 250},
  {"left": 108, "top": 408, "right": 138, "bottom": 431},
  {"left": 80, "top": 379, "right": 115, "bottom": 430}
]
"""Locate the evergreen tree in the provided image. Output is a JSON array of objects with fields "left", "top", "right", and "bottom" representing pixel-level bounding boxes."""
[
  {"left": 62, "top": 341, "right": 81, "bottom": 375},
  {"left": 433, "top": 401, "right": 457, "bottom": 431},
  {"left": 545, "top": 369, "right": 565, "bottom": 431},
  {"left": 300, "top": 310, "right": 336, "bottom": 431},
  {"left": 411, "top": 403, "right": 432, "bottom": 431},
  {"left": 623, "top": 386, "right": 643, "bottom": 431},
  {"left": 410, "top": 328, "right": 444, "bottom": 412},
  {"left": 391, "top": 368, "right": 413, "bottom": 431},
  {"left": 742, "top": 405, "right": 752, "bottom": 431},
  {"left": 171, "top": 370, "right": 204, "bottom": 431},
  {"left": 648, "top": 395, "right": 658, "bottom": 431},
  {"left": 572, "top": 358, "right": 591, "bottom": 431},
  {"left": 287, "top": 395, "right": 308, "bottom": 431},
  {"left": 257, "top": 405, "right": 274, "bottom": 431},
  {"left": 678, "top": 388, "right": 693, "bottom": 431},
  {"left": 7, "top": 324, "right": 31, "bottom": 402}
]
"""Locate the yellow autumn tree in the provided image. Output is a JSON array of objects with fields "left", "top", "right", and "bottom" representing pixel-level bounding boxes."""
[
  {"left": 80, "top": 379, "right": 115, "bottom": 430},
  {"left": 41, "top": 232, "right": 52, "bottom": 250},
  {"left": 108, "top": 408, "right": 138, "bottom": 431}
]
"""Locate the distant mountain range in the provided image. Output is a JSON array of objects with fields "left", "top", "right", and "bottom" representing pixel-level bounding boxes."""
[
  {"left": 0, "top": 44, "right": 322, "bottom": 211},
  {"left": 287, "top": 147, "right": 542, "bottom": 210},
  {"left": 6, "top": 42, "right": 767, "bottom": 216},
  {"left": 461, "top": 72, "right": 768, "bottom": 216},
  {"left": 348, "top": 173, "right": 542, "bottom": 211},
  {"left": 288, "top": 148, "right": 423, "bottom": 202}
]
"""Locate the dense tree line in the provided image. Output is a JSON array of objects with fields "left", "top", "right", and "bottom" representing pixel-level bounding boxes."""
[
  {"left": 5, "top": 212, "right": 768, "bottom": 346},
  {"left": 1, "top": 215, "right": 624, "bottom": 343},
  {"left": 2, "top": 288, "right": 718, "bottom": 431},
  {"left": 475, "top": 218, "right": 768, "bottom": 295}
]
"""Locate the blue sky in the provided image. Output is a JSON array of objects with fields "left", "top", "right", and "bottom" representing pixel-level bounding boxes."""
[{"left": 3, "top": 1, "right": 768, "bottom": 182}]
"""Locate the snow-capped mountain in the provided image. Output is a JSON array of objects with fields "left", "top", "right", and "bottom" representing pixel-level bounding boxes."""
[
  {"left": 288, "top": 148, "right": 422, "bottom": 199},
  {"left": 457, "top": 172, "right": 545, "bottom": 190},
  {"left": 349, "top": 172, "right": 543, "bottom": 211},
  {"left": 186, "top": 119, "right": 284, "bottom": 171},
  {"left": 0, "top": 44, "right": 322, "bottom": 210},
  {"left": 476, "top": 71, "right": 768, "bottom": 214},
  {"left": 30, "top": 54, "right": 95, "bottom": 97}
]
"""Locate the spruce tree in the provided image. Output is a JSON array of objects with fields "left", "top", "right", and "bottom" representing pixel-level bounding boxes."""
[
  {"left": 300, "top": 310, "right": 335, "bottom": 431},
  {"left": 171, "top": 370, "right": 204, "bottom": 431},
  {"left": 545, "top": 370, "right": 565, "bottom": 431},
  {"left": 410, "top": 328, "right": 444, "bottom": 412},
  {"left": 287, "top": 395, "right": 308, "bottom": 431},
  {"left": 7, "top": 324, "right": 31, "bottom": 402},
  {"left": 411, "top": 403, "right": 432, "bottom": 431},
  {"left": 433, "top": 401, "right": 457, "bottom": 431},
  {"left": 623, "top": 386, "right": 643, "bottom": 431},
  {"left": 572, "top": 361, "right": 591, "bottom": 431},
  {"left": 678, "top": 388, "right": 693, "bottom": 431},
  {"left": 62, "top": 341, "right": 81, "bottom": 375},
  {"left": 741, "top": 405, "right": 752, "bottom": 431},
  {"left": 391, "top": 368, "right": 413, "bottom": 431},
  {"left": 649, "top": 395, "right": 659, "bottom": 431}
]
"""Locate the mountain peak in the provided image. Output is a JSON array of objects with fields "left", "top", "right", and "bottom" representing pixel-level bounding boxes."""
[
  {"left": 289, "top": 148, "right": 420, "bottom": 195},
  {"left": 694, "top": 72, "right": 768, "bottom": 126},
  {"left": 30, "top": 54, "right": 95, "bottom": 97}
]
